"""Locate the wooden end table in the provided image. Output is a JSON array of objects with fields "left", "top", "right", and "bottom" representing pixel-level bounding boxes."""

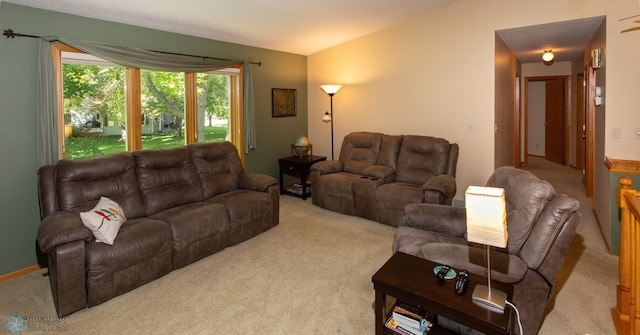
[
  {"left": 278, "top": 155, "right": 326, "bottom": 200},
  {"left": 372, "top": 252, "right": 513, "bottom": 335}
]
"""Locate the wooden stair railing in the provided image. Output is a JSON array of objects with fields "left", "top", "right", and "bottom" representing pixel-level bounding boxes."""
[{"left": 613, "top": 176, "right": 640, "bottom": 335}]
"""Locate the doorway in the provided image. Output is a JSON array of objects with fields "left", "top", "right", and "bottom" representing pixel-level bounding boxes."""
[{"left": 524, "top": 76, "right": 569, "bottom": 165}]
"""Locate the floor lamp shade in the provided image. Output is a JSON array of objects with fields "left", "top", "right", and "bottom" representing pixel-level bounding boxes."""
[
  {"left": 465, "top": 186, "right": 508, "bottom": 311},
  {"left": 320, "top": 85, "right": 342, "bottom": 95}
]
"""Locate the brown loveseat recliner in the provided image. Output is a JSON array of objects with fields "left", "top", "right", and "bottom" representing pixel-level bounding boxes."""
[
  {"left": 310, "top": 132, "right": 458, "bottom": 226},
  {"left": 37, "top": 141, "right": 279, "bottom": 317},
  {"left": 393, "top": 166, "right": 581, "bottom": 335}
]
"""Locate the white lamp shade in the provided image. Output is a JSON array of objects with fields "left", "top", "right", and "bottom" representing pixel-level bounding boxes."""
[
  {"left": 465, "top": 186, "right": 508, "bottom": 248},
  {"left": 542, "top": 50, "right": 554, "bottom": 62},
  {"left": 320, "top": 85, "right": 342, "bottom": 95},
  {"left": 322, "top": 111, "right": 331, "bottom": 122}
]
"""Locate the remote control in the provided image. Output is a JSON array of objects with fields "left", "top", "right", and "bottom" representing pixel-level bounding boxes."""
[
  {"left": 455, "top": 270, "right": 469, "bottom": 295},
  {"left": 436, "top": 265, "right": 451, "bottom": 280}
]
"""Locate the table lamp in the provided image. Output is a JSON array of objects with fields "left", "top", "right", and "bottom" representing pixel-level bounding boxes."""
[{"left": 465, "top": 185, "right": 508, "bottom": 311}]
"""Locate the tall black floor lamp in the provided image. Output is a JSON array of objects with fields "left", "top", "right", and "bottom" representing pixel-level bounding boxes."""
[{"left": 320, "top": 85, "right": 342, "bottom": 160}]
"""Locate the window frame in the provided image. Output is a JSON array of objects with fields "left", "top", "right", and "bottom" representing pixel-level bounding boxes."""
[{"left": 52, "top": 44, "right": 244, "bottom": 162}]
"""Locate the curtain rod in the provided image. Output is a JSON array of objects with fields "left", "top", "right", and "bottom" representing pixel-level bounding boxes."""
[{"left": 3, "top": 28, "right": 262, "bottom": 66}]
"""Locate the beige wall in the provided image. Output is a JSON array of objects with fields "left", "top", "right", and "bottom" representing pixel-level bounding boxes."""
[
  {"left": 588, "top": 20, "right": 611, "bottom": 249},
  {"left": 308, "top": 0, "right": 640, "bottom": 250}
]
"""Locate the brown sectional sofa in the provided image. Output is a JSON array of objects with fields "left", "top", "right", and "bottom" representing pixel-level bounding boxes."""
[
  {"left": 36, "top": 141, "right": 279, "bottom": 317},
  {"left": 310, "top": 132, "right": 458, "bottom": 226}
]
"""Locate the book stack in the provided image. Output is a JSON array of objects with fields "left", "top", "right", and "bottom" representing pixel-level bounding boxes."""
[
  {"left": 384, "top": 301, "right": 434, "bottom": 335},
  {"left": 285, "top": 183, "right": 311, "bottom": 195}
]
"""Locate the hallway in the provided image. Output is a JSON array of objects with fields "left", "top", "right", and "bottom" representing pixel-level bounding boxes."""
[
  {"left": 520, "top": 156, "right": 617, "bottom": 334},
  {"left": 520, "top": 156, "right": 605, "bottom": 252}
]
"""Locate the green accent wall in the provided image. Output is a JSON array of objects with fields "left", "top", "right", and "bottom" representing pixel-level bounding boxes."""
[
  {"left": 0, "top": 3, "right": 308, "bottom": 275},
  {"left": 609, "top": 172, "right": 640, "bottom": 255}
]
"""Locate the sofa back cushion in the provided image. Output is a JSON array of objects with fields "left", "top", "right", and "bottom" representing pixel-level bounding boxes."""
[
  {"left": 518, "top": 194, "right": 579, "bottom": 270},
  {"left": 394, "top": 135, "right": 452, "bottom": 185},
  {"left": 188, "top": 141, "right": 242, "bottom": 198},
  {"left": 486, "top": 166, "right": 556, "bottom": 254},
  {"left": 133, "top": 146, "right": 203, "bottom": 215},
  {"left": 339, "top": 132, "right": 383, "bottom": 174},
  {"left": 376, "top": 135, "right": 404, "bottom": 169},
  {"left": 55, "top": 152, "right": 146, "bottom": 219}
]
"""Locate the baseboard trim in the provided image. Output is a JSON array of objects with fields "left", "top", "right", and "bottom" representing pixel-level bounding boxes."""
[{"left": 0, "top": 264, "right": 43, "bottom": 283}]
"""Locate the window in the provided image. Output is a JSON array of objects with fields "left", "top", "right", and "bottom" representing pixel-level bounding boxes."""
[{"left": 52, "top": 44, "right": 244, "bottom": 160}]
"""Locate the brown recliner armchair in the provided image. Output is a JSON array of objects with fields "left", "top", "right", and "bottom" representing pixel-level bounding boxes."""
[
  {"left": 373, "top": 135, "right": 458, "bottom": 225},
  {"left": 393, "top": 166, "right": 581, "bottom": 335}
]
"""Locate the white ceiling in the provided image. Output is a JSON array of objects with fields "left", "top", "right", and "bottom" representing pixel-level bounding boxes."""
[
  {"left": 497, "top": 16, "right": 605, "bottom": 64},
  {"left": 5, "top": 0, "right": 605, "bottom": 61},
  {"left": 4, "top": 0, "right": 461, "bottom": 55}
]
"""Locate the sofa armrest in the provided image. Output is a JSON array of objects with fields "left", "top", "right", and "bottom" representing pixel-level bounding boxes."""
[
  {"left": 423, "top": 174, "right": 456, "bottom": 195},
  {"left": 310, "top": 160, "right": 343, "bottom": 175},
  {"left": 37, "top": 211, "right": 92, "bottom": 253},
  {"left": 46, "top": 240, "right": 88, "bottom": 317},
  {"left": 362, "top": 165, "right": 395, "bottom": 180},
  {"left": 238, "top": 173, "right": 277, "bottom": 192},
  {"left": 400, "top": 203, "right": 467, "bottom": 237}
]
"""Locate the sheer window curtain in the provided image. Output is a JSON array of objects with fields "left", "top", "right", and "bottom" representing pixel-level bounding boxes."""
[
  {"left": 36, "top": 38, "right": 257, "bottom": 166},
  {"left": 37, "top": 38, "right": 59, "bottom": 167}
]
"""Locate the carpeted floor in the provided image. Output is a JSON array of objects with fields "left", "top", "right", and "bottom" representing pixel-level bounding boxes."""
[
  {"left": 522, "top": 157, "right": 618, "bottom": 335},
  {"left": 0, "top": 158, "right": 618, "bottom": 334}
]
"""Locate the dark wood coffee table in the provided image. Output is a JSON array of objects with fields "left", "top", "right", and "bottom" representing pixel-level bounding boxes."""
[{"left": 372, "top": 252, "right": 513, "bottom": 335}]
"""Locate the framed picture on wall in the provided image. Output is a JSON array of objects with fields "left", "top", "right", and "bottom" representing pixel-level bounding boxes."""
[{"left": 272, "top": 88, "right": 297, "bottom": 117}]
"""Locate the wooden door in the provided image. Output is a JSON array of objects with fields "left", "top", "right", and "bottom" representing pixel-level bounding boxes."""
[
  {"left": 584, "top": 67, "right": 596, "bottom": 196},
  {"left": 514, "top": 74, "right": 521, "bottom": 168},
  {"left": 576, "top": 73, "right": 586, "bottom": 174},
  {"left": 545, "top": 78, "right": 565, "bottom": 164}
]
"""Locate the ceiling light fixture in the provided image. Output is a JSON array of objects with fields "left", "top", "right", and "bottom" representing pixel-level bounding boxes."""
[{"left": 542, "top": 50, "right": 554, "bottom": 62}]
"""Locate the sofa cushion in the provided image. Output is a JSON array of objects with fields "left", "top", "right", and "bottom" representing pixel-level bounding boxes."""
[
  {"left": 85, "top": 217, "right": 173, "bottom": 306},
  {"left": 150, "top": 202, "right": 230, "bottom": 269},
  {"left": 312, "top": 172, "right": 358, "bottom": 215},
  {"left": 133, "top": 146, "right": 204, "bottom": 215},
  {"left": 188, "top": 141, "right": 242, "bottom": 198},
  {"left": 396, "top": 234, "right": 529, "bottom": 284},
  {"left": 393, "top": 226, "right": 467, "bottom": 257},
  {"left": 395, "top": 136, "right": 451, "bottom": 185},
  {"left": 376, "top": 134, "right": 403, "bottom": 169},
  {"left": 80, "top": 197, "right": 126, "bottom": 245},
  {"left": 486, "top": 166, "right": 556, "bottom": 254},
  {"left": 56, "top": 152, "right": 146, "bottom": 219},
  {"left": 207, "top": 189, "right": 275, "bottom": 245},
  {"left": 375, "top": 182, "right": 423, "bottom": 210},
  {"left": 338, "top": 132, "right": 383, "bottom": 174},
  {"left": 421, "top": 243, "right": 528, "bottom": 284}
]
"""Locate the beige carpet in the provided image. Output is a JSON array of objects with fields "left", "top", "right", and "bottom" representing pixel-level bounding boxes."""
[
  {"left": 0, "top": 159, "right": 618, "bottom": 334},
  {"left": 522, "top": 157, "right": 618, "bottom": 335}
]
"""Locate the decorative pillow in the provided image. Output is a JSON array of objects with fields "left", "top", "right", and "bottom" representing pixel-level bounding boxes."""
[{"left": 80, "top": 197, "right": 126, "bottom": 245}]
